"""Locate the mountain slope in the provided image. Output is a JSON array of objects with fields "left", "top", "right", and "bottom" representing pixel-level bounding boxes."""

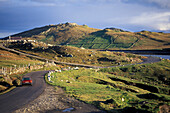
[{"left": 5, "top": 23, "right": 170, "bottom": 50}]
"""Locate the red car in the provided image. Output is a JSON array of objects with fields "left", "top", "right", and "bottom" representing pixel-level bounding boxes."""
[{"left": 22, "top": 77, "right": 32, "bottom": 86}]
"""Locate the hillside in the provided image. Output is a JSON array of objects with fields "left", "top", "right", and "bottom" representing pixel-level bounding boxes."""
[
  {"left": 0, "top": 49, "right": 42, "bottom": 68},
  {"left": 4, "top": 22, "right": 170, "bottom": 50},
  {"left": 5, "top": 41, "right": 145, "bottom": 67}
]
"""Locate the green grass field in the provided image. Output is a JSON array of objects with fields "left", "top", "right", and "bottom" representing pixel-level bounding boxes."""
[{"left": 46, "top": 59, "right": 170, "bottom": 112}]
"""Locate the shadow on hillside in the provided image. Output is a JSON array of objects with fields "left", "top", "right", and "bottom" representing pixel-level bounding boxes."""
[
  {"left": 115, "top": 107, "right": 151, "bottom": 113},
  {"left": 90, "top": 30, "right": 107, "bottom": 37},
  {"left": 90, "top": 30, "right": 112, "bottom": 40},
  {"left": 137, "top": 93, "right": 169, "bottom": 102},
  {"left": 92, "top": 100, "right": 151, "bottom": 113},
  {"left": 97, "top": 57, "right": 116, "bottom": 62},
  {"left": 149, "top": 37, "right": 165, "bottom": 42},
  {"left": 164, "top": 43, "right": 170, "bottom": 45}
]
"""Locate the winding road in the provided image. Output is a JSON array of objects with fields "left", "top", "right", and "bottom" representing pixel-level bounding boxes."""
[{"left": 0, "top": 71, "right": 48, "bottom": 113}]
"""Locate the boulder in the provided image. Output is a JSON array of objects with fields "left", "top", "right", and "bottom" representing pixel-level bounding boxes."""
[{"left": 158, "top": 105, "right": 169, "bottom": 113}]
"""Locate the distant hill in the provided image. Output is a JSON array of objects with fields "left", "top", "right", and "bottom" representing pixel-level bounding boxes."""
[{"left": 3, "top": 22, "right": 170, "bottom": 50}]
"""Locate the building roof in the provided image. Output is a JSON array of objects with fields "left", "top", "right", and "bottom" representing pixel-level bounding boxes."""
[{"left": 9, "top": 37, "right": 22, "bottom": 40}]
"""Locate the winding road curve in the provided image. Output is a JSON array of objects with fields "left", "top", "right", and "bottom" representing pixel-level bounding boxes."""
[{"left": 0, "top": 71, "right": 48, "bottom": 113}]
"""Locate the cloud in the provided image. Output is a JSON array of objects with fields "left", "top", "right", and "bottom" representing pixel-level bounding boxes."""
[
  {"left": 121, "top": 0, "right": 170, "bottom": 9},
  {"left": 130, "top": 12, "right": 170, "bottom": 30}
]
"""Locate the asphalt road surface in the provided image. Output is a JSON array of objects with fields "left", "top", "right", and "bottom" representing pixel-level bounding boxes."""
[{"left": 0, "top": 71, "right": 48, "bottom": 113}]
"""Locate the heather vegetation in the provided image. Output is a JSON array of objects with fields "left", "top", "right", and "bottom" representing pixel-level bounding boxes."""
[{"left": 46, "top": 59, "right": 170, "bottom": 113}]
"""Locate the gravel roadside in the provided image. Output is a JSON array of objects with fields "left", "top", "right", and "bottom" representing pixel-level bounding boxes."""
[{"left": 14, "top": 85, "right": 106, "bottom": 113}]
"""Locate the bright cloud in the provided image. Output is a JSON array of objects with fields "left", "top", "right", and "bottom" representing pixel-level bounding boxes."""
[{"left": 130, "top": 12, "right": 170, "bottom": 30}]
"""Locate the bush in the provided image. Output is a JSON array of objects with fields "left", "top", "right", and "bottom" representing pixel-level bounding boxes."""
[{"left": 99, "top": 98, "right": 118, "bottom": 110}]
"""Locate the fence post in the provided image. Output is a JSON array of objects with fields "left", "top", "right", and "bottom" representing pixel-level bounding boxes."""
[
  {"left": 4, "top": 67, "right": 7, "bottom": 76},
  {"left": 14, "top": 65, "right": 16, "bottom": 70},
  {"left": 2, "top": 67, "right": 3, "bottom": 74},
  {"left": 10, "top": 66, "right": 12, "bottom": 74}
]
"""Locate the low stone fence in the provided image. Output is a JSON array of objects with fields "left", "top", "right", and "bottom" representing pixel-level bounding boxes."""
[{"left": 0, "top": 64, "right": 44, "bottom": 76}]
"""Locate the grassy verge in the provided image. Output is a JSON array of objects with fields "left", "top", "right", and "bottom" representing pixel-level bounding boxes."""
[{"left": 45, "top": 60, "right": 170, "bottom": 113}]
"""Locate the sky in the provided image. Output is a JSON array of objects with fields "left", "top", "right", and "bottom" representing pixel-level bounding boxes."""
[{"left": 0, "top": 0, "right": 170, "bottom": 38}]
